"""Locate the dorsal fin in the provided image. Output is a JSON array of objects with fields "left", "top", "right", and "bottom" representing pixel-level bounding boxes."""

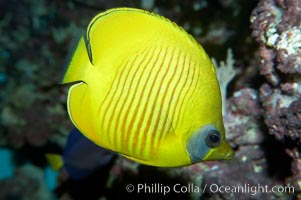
[
  {"left": 61, "top": 34, "right": 92, "bottom": 84},
  {"left": 85, "top": 8, "right": 203, "bottom": 64}
]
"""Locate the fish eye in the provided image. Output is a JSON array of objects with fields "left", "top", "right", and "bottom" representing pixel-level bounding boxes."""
[{"left": 205, "top": 130, "right": 221, "bottom": 148}]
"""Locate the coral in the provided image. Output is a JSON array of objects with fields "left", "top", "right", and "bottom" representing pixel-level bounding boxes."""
[
  {"left": 251, "top": 0, "right": 301, "bottom": 196},
  {"left": 225, "top": 88, "right": 263, "bottom": 146},
  {"left": 251, "top": 0, "right": 301, "bottom": 145},
  {"left": 260, "top": 84, "right": 301, "bottom": 141},
  {"left": 286, "top": 148, "right": 301, "bottom": 196},
  {"left": 251, "top": 0, "right": 301, "bottom": 85},
  {"left": 212, "top": 48, "right": 237, "bottom": 115}
]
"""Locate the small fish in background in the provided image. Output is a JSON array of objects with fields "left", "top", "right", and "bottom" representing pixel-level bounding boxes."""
[
  {"left": 46, "top": 128, "right": 116, "bottom": 180},
  {"left": 61, "top": 7, "right": 234, "bottom": 167}
]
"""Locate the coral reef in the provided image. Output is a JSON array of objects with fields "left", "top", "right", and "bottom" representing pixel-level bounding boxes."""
[{"left": 251, "top": 0, "right": 301, "bottom": 196}]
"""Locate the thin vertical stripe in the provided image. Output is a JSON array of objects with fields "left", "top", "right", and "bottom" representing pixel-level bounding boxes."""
[
  {"left": 132, "top": 47, "right": 168, "bottom": 157},
  {"left": 98, "top": 59, "right": 129, "bottom": 144},
  {"left": 147, "top": 47, "right": 182, "bottom": 155},
  {"left": 113, "top": 49, "right": 154, "bottom": 150},
  {"left": 139, "top": 47, "right": 177, "bottom": 156},
  {"left": 125, "top": 46, "right": 163, "bottom": 155},
  {"left": 173, "top": 59, "right": 200, "bottom": 129},
  {"left": 154, "top": 49, "right": 186, "bottom": 151},
  {"left": 101, "top": 54, "right": 140, "bottom": 147},
  {"left": 119, "top": 47, "right": 157, "bottom": 151}
]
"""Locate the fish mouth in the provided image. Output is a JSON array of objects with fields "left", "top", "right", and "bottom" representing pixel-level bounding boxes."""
[
  {"left": 202, "top": 142, "right": 235, "bottom": 161},
  {"left": 219, "top": 141, "right": 235, "bottom": 160},
  {"left": 223, "top": 147, "right": 235, "bottom": 160}
]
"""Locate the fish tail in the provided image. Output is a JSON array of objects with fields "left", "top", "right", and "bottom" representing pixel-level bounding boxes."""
[
  {"left": 45, "top": 153, "right": 64, "bottom": 170},
  {"left": 60, "top": 32, "right": 92, "bottom": 84}
]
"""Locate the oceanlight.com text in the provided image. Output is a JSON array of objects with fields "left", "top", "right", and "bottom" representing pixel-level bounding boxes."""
[{"left": 125, "top": 183, "right": 294, "bottom": 196}]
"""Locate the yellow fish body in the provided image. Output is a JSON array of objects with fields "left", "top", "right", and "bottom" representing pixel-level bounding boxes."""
[{"left": 62, "top": 8, "right": 234, "bottom": 167}]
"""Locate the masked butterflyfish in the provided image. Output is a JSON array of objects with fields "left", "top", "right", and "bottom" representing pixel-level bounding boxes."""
[{"left": 61, "top": 7, "right": 234, "bottom": 167}]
